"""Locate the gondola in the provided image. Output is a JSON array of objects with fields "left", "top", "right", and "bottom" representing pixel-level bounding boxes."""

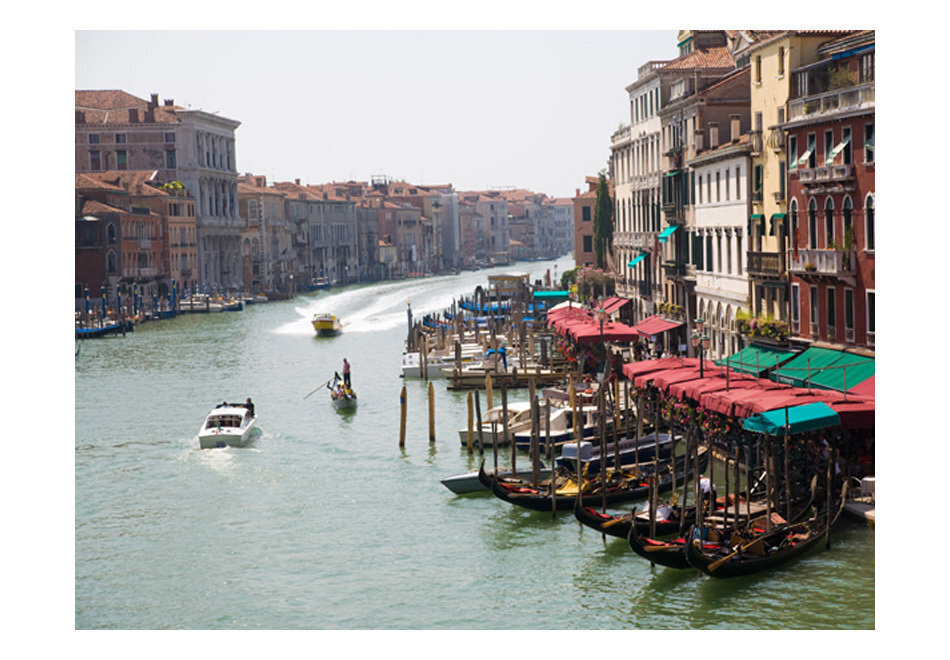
[
  {"left": 683, "top": 481, "right": 848, "bottom": 578},
  {"left": 479, "top": 447, "right": 707, "bottom": 513},
  {"left": 626, "top": 507, "right": 701, "bottom": 569},
  {"left": 573, "top": 497, "right": 696, "bottom": 540}
]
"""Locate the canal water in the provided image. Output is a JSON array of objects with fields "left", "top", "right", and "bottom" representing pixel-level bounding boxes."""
[{"left": 75, "top": 256, "right": 874, "bottom": 630}]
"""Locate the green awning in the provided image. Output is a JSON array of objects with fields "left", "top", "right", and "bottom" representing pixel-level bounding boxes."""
[
  {"left": 769, "top": 213, "right": 787, "bottom": 236},
  {"left": 663, "top": 171, "right": 678, "bottom": 178},
  {"left": 658, "top": 225, "right": 679, "bottom": 243},
  {"left": 716, "top": 343, "right": 797, "bottom": 376},
  {"left": 743, "top": 402, "right": 841, "bottom": 435},
  {"left": 771, "top": 346, "right": 875, "bottom": 391},
  {"left": 627, "top": 252, "right": 648, "bottom": 268},
  {"left": 797, "top": 148, "right": 813, "bottom": 166},
  {"left": 825, "top": 136, "right": 851, "bottom": 165}
]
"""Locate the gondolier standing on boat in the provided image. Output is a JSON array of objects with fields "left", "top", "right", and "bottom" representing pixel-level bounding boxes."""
[
  {"left": 699, "top": 475, "right": 717, "bottom": 512},
  {"left": 342, "top": 358, "right": 351, "bottom": 388}
]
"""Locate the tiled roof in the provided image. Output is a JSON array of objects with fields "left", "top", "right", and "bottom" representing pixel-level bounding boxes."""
[
  {"left": 75, "top": 172, "right": 126, "bottom": 193},
  {"left": 80, "top": 199, "right": 128, "bottom": 216},
  {"left": 76, "top": 89, "right": 184, "bottom": 124},
  {"left": 82, "top": 170, "right": 167, "bottom": 196},
  {"left": 662, "top": 47, "right": 735, "bottom": 71},
  {"left": 237, "top": 181, "right": 284, "bottom": 197}
]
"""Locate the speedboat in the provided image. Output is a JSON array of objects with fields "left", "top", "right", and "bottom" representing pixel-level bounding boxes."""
[
  {"left": 312, "top": 313, "right": 342, "bottom": 336},
  {"left": 197, "top": 403, "right": 258, "bottom": 449},
  {"left": 441, "top": 464, "right": 552, "bottom": 494},
  {"left": 401, "top": 347, "right": 481, "bottom": 378}
]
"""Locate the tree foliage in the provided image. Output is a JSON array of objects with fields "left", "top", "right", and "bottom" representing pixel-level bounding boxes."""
[{"left": 593, "top": 172, "right": 613, "bottom": 269}]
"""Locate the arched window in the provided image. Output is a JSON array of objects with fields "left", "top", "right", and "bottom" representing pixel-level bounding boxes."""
[
  {"left": 107, "top": 223, "right": 117, "bottom": 244},
  {"left": 824, "top": 198, "right": 835, "bottom": 247},
  {"left": 808, "top": 198, "right": 818, "bottom": 249},
  {"left": 865, "top": 195, "right": 875, "bottom": 250},
  {"left": 842, "top": 196, "right": 854, "bottom": 247}
]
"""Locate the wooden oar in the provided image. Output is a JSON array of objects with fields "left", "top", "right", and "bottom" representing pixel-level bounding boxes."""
[
  {"left": 303, "top": 379, "right": 332, "bottom": 399},
  {"left": 706, "top": 533, "right": 770, "bottom": 572}
]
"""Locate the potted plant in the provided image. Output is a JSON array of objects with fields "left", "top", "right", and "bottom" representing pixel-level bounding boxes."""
[{"left": 804, "top": 262, "right": 816, "bottom": 272}]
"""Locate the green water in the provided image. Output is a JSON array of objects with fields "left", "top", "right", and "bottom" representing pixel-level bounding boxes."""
[{"left": 74, "top": 257, "right": 874, "bottom": 629}]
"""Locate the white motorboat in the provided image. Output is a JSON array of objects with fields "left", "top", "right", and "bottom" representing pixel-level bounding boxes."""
[
  {"left": 457, "top": 400, "right": 537, "bottom": 447},
  {"left": 197, "top": 403, "right": 258, "bottom": 449},
  {"left": 400, "top": 347, "right": 481, "bottom": 379},
  {"left": 440, "top": 465, "right": 552, "bottom": 494}
]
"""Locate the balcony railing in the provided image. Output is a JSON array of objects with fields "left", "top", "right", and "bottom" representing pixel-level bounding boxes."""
[
  {"left": 788, "top": 83, "right": 875, "bottom": 122},
  {"left": 788, "top": 248, "right": 857, "bottom": 276},
  {"left": 747, "top": 250, "right": 786, "bottom": 276},
  {"left": 767, "top": 126, "right": 786, "bottom": 151},
  {"left": 750, "top": 130, "right": 763, "bottom": 154}
]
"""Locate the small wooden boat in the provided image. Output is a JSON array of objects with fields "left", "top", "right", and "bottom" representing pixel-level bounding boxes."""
[
  {"left": 330, "top": 386, "right": 357, "bottom": 410},
  {"left": 312, "top": 313, "right": 342, "bottom": 336},
  {"left": 480, "top": 447, "right": 707, "bottom": 513},
  {"left": 683, "top": 481, "right": 848, "bottom": 578}
]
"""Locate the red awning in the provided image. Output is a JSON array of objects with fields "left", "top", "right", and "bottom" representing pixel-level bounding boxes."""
[
  {"left": 848, "top": 375, "right": 875, "bottom": 399},
  {"left": 632, "top": 315, "right": 684, "bottom": 337},
  {"left": 668, "top": 370, "right": 770, "bottom": 400},
  {"left": 571, "top": 321, "right": 642, "bottom": 344},
  {"left": 828, "top": 398, "right": 875, "bottom": 429},
  {"left": 601, "top": 296, "right": 630, "bottom": 315},
  {"left": 622, "top": 358, "right": 688, "bottom": 381},
  {"left": 699, "top": 382, "right": 791, "bottom": 417}
]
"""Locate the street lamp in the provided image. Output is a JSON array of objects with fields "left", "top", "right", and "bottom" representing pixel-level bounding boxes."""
[{"left": 691, "top": 317, "right": 711, "bottom": 378}]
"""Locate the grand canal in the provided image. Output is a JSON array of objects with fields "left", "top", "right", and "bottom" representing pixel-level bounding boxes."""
[{"left": 75, "top": 256, "right": 874, "bottom": 629}]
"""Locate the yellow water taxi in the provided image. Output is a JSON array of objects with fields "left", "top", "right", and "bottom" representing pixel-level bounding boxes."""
[{"left": 312, "top": 313, "right": 342, "bottom": 336}]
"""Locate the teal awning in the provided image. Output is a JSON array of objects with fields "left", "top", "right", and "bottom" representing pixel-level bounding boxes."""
[
  {"left": 825, "top": 136, "right": 851, "bottom": 165},
  {"left": 658, "top": 225, "right": 679, "bottom": 243},
  {"left": 532, "top": 290, "right": 570, "bottom": 300},
  {"left": 627, "top": 252, "right": 648, "bottom": 268},
  {"left": 716, "top": 343, "right": 797, "bottom": 376},
  {"left": 772, "top": 346, "right": 875, "bottom": 391},
  {"left": 743, "top": 402, "right": 841, "bottom": 435},
  {"left": 750, "top": 214, "right": 764, "bottom": 220}
]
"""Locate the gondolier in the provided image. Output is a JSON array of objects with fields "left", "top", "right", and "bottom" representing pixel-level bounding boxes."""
[
  {"left": 700, "top": 475, "right": 717, "bottom": 512},
  {"left": 343, "top": 358, "right": 351, "bottom": 387}
]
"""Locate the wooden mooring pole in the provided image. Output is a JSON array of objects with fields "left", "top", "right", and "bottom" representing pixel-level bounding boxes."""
[
  {"left": 428, "top": 381, "right": 436, "bottom": 443},
  {"left": 399, "top": 385, "right": 407, "bottom": 448}
]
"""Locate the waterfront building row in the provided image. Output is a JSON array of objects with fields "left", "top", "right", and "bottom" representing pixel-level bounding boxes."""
[
  {"left": 75, "top": 91, "right": 572, "bottom": 307},
  {"left": 589, "top": 29, "right": 874, "bottom": 360}
]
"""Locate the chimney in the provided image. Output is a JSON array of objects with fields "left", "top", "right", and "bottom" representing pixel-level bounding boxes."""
[
  {"left": 575, "top": 188, "right": 580, "bottom": 197},
  {"left": 709, "top": 122, "right": 719, "bottom": 149},
  {"left": 164, "top": 98, "right": 174, "bottom": 106},
  {"left": 149, "top": 93, "right": 158, "bottom": 109},
  {"left": 295, "top": 178, "right": 300, "bottom": 185},
  {"left": 730, "top": 114, "right": 741, "bottom": 143}
]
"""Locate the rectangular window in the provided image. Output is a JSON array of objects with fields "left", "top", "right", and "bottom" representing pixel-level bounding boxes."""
[
  {"left": 778, "top": 47, "right": 785, "bottom": 76},
  {"left": 807, "top": 133, "right": 817, "bottom": 168},
  {"left": 845, "top": 289, "right": 854, "bottom": 331},
  {"left": 755, "top": 55, "right": 762, "bottom": 83},
  {"left": 791, "top": 284, "right": 800, "bottom": 324},
  {"left": 115, "top": 133, "right": 127, "bottom": 144},
  {"left": 810, "top": 286, "right": 819, "bottom": 328},
  {"left": 698, "top": 175, "right": 703, "bottom": 204},
  {"left": 716, "top": 171, "right": 720, "bottom": 202},
  {"left": 725, "top": 169, "right": 730, "bottom": 201},
  {"left": 582, "top": 206, "right": 591, "bottom": 222},
  {"left": 165, "top": 149, "right": 177, "bottom": 169},
  {"left": 826, "top": 288, "right": 836, "bottom": 337},
  {"left": 860, "top": 53, "right": 874, "bottom": 83},
  {"left": 583, "top": 234, "right": 593, "bottom": 252},
  {"left": 864, "top": 123, "right": 874, "bottom": 163},
  {"left": 824, "top": 129, "right": 834, "bottom": 165},
  {"left": 843, "top": 127, "right": 852, "bottom": 165},
  {"left": 88, "top": 134, "right": 100, "bottom": 144},
  {"left": 164, "top": 132, "right": 176, "bottom": 143},
  {"left": 116, "top": 150, "right": 127, "bottom": 170},
  {"left": 779, "top": 161, "right": 786, "bottom": 200},
  {"left": 736, "top": 167, "right": 741, "bottom": 199},
  {"left": 867, "top": 291, "right": 875, "bottom": 336},
  {"left": 89, "top": 150, "right": 101, "bottom": 170},
  {"left": 753, "top": 165, "right": 762, "bottom": 194}
]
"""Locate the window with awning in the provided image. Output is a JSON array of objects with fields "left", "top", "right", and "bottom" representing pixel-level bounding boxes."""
[
  {"left": 658, "top": 225, "right": 679, "bottom": 243},
  {"left": 627, "top": 252, "right": 647, "bottom": 268},
  {"left": 825, "top": 135, "right": 851, "bottom": 165}
]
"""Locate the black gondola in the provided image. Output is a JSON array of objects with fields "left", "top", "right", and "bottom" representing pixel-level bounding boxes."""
[
  {"left": 683, "top": 481, "right": 848, "bottom": 578},
  {"left": 626, "top": 506, "right": 699, "bottom": 569},
  {"left": 573, "top": 498, "right": 695, "bottom": 539},
  {"left": 479, "top": 447, "right": 707, "bottom": 513}
]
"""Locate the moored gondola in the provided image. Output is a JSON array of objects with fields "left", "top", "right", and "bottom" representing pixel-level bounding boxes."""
[
  {"left": 683, "top": 481, "right": 848, "bottom": 578},
  {"left": 573, "top": 497, "right": 695, "bottom": 540},
  {"left": 479, "top": 447, "right": 707, "bottom": 513},
  {"left": 626, "top": 506, "right": 705, "bottom": 569}
]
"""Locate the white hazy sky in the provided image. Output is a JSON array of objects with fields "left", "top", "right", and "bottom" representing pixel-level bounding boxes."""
[{"left": 75, "top": 29, "right": 679, "bottom": 198}]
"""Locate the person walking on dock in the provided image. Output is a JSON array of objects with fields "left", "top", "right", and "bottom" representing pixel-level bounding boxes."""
[{"left": 343, "top": 358, "right": 351, "bottom": 388}]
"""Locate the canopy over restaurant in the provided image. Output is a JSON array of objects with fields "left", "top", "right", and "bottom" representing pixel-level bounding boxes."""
[{"left": 771, "top": 346, "right": 874, "bottom": 392}]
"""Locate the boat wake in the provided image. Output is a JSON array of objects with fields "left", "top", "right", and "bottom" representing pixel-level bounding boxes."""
[{"left": 270, "top": 276, "right": 468, "bottom": 335}]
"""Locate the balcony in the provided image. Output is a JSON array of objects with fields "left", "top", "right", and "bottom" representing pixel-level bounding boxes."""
[
  {"left": 789, "top": 248, "right": 857, "bottom": 277},
  {"left": 767, "top": 126, "right": 786, "bottom": 151},
  {"left": 788, "top": 82, "right": 874, "bottom": 124},
  {"left": 750, "top": 130, "right": 763, "bottom": 155},
  {"left": 747, "top": 250, "right": 786, "bottom": 276},
  {"left": 661, "top": 260, "right": 686, "bottom": 277}
]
